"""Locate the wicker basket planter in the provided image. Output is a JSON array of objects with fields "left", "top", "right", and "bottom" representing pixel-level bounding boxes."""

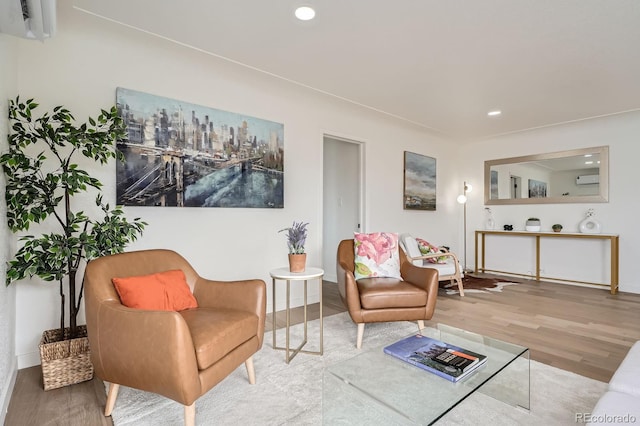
[{"left": 39, "top": 325, "right": 94, "bottom": 391}]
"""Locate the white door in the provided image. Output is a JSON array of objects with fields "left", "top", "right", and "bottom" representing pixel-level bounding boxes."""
[{"left": 322, "top": 136, "right": 362, "bottom": 282}]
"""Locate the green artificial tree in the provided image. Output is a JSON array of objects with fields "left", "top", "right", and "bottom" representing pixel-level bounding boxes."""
[{"left": 1, "top": 96, "right": 146, "bottom": 340}]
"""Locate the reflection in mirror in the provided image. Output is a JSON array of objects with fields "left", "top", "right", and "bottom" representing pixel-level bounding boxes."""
[{"left": 484, "top": 146, "right": 609, "bottom": 205}]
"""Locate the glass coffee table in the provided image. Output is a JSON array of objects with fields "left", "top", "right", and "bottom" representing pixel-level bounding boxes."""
[{"left": 323, "top": 324, "right": 529, "bottom": 425}]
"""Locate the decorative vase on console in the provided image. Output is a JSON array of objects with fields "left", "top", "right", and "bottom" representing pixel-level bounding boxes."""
[
  {"left": 579, "top": 209, "right": 601, "bottom": 234},
  {"left": 484, "top": 208, "right": 495, "bottom": 230},
  {"left": 525, "top": 218, "right": 541, "bottom": 232}
]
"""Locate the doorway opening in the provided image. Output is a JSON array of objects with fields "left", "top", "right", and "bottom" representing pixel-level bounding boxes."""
[
  {"left": 510, "top": 175, "right": 522, "bottom": 199},
  {"left": 322, "top": 136, "right": 363, "bottom": 282}
]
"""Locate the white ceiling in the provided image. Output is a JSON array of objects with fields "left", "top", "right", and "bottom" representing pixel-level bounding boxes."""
[{"left": 72, "top": 0, "right": 640, "bottom": 142}]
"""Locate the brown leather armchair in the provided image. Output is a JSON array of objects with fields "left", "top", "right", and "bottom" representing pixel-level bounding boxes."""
[
  {"left": 84, "top": 249, "right": 266, "bottom": 426},
  {"left": 336, "top": 239, "right": 439, "bottom": 349}
]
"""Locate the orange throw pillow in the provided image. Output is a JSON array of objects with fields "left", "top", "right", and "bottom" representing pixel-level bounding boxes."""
[{"left": 112, "top": 269, "right": 198, "bottom": 311}]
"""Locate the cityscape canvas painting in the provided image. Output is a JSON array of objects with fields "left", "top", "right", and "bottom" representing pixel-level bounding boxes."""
[
  {"left": 115, "top": 88, "right": 284, "bottom": 208},
  {"left": 528, "top": 179, "right": 547, "bottom": 198},
  {"left": 403, "top": 151, "right": 436, "bottom": 210}
]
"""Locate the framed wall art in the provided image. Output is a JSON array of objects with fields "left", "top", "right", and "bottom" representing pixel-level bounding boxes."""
[
  {"left": 528, "top": 179, "right": 547, "bottom": 198},
  {"left": 403, "top": 151, "right": 436, "bottom": 211},
  {"left": 115, "top": 87, "right": 284, "bottom": 208},
  {"left": 490, "top": 170, "right": 499, "bottom": 199}
]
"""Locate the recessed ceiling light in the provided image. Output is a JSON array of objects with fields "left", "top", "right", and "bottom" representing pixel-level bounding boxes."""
[
  {"left": 487, "top": 110, "right": 502, "bottom": 117},
  {"left": 584, "top": 154, "right": 593, "bottom": 158},
  {"left": 585, "top": 161, "right": 594, "bottom": 165},
  {"left": 295, "top": 6, "right": 315, "bottom": 21}
]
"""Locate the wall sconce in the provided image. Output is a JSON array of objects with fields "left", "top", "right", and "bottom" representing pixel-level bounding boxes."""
[{"left": 456, "top": 182, "right": 472, "bottom": 272}]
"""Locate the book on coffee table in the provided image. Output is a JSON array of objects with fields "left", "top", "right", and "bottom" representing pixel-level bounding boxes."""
[{"left": 383, "top": 334, "right": 487, "bottom": 382}]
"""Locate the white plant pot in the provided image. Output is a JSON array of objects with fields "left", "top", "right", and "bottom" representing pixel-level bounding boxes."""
[{"left": 525, "top": 225, "right": 541, "bottom": 232}]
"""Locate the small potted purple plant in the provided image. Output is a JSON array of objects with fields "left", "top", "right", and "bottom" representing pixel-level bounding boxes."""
[{"left": 279, "top": 221, "right": 309, "bottom": 272}]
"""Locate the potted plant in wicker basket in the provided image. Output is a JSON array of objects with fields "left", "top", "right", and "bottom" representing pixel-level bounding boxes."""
[
  {"left": 279, "top": 221, "right": 308, "bottom": 272},
  {"left": 1, "top": 97, "right": 146, "bottom": 390}
]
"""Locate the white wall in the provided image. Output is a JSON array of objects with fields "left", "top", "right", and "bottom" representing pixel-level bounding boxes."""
[
  {"left": 460, "top": 112, "right": 640, "bottom": 294},
  {"left": 11, "top": 3, "right": 460, "bottom": 367},
  {"left": 0, "top": 33, "right": 18, "bottom": 425},
  {"left": 551, "top": 168, "right": 600, "bottom": 197},
  {"left": 492, "top": 162, "right": 551, "bottom": 199}
]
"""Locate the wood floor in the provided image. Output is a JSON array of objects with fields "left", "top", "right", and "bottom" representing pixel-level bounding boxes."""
[{"left": 6, "top": 275, "right": 640, "bottom": 425}]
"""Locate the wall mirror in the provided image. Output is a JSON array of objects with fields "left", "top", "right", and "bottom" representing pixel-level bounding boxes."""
[{"left": 484, "top": 146, "right": 609, "bottom": 205}]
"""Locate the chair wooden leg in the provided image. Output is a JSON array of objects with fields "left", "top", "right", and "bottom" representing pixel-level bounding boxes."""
[
  {"left": 356, "top": 323, "right": 365, "bottom": 349},
  {"left": 104, "top": 383, "right": 120, "bottom": 416},
  {"left": 184, "top": 403, "right": 195, "bottom": 426},
  {"left": 457, "top": 277, "right": 465, "bottom": 296},
  {"left": 245, "top": 356, "right": 256, "bottom": 385},
  {"left": 417, "top": 320, "right": 425, "bottom": 330}
]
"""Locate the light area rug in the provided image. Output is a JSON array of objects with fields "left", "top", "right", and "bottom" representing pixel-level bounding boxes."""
[{"left": 108, "top": 313, "right": 606, "bottom": 425}]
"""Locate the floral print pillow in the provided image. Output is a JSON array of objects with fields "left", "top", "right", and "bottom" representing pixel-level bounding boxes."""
[
  {"left": 353, "top": 232, "right": 402, "bottom": 280},
  {"left": 415, "top": 238, "right": 447, "bottom": 264}
]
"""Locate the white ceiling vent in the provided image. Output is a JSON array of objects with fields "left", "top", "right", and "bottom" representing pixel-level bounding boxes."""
[{"left": 0, "top": 0, "right": 56, "bottom": 41}]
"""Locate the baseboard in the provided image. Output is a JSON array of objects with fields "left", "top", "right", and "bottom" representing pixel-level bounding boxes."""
[
  {"left": 324, "top": 273, "right": 337, "bottom": 283},
  {"left": 0, "top": 356, "right": 17, "bottom": 425},
  {"left": 17, "top": 351, "right": 40, "bottom": 369}
]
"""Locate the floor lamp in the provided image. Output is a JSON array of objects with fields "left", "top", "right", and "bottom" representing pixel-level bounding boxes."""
[{"left": 456, "top": 181, "right": 472, "bottom": 273}]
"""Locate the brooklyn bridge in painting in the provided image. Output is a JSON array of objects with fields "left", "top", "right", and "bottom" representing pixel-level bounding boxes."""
[{"left": 115, "top": 87, "right": 284, "bottom": 208}]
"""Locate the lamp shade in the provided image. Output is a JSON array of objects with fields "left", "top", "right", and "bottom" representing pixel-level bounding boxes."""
[{"left": 456, "top": 194, "right": 467, "bottom": 204}]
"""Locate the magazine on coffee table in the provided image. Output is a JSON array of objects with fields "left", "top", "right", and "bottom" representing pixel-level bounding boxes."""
[{"left": 383, "top": 334, "right": 488, "bottom": 382}]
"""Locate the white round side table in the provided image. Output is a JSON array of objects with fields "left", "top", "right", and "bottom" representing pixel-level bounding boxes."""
[{"left": 269, "top": 267, "right": 324, "bottom": 363}]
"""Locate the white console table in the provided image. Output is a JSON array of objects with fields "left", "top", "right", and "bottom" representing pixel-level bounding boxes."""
[{"left": 474, "top": 230, "right": 619, "bottom": 294}]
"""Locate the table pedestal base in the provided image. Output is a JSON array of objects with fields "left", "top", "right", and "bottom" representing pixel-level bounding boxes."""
[{"left": 270, "top": 267, "right": 324, "bottom": 364}]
